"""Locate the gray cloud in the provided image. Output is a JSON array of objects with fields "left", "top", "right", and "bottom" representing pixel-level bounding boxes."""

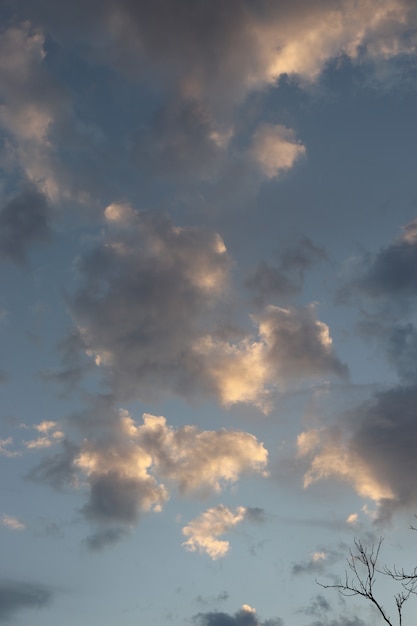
[
  {"left": 0, "top": 186, "right": 51, "bottom": 264},
  {"left": 246, "top": 238, "right": 326, "bottom": 306},
  {"left": 292, "top": 544, "right": 346, "bottom": 576},
  {"left": 0, "top": 580, "right": 52, "bottom": 622},
  {"left": 340, "top": 219, "right": 417, "bottom": 310},
  {"left": 83, "top": 527, "right": 128, "bottom": 551},
  {"left": 193, "top": 605, "right": 283, "bottom": 626},
  {"left": 298, "top": 594, "right": 331, "bottom": 618},
  {"left": 133, "top": 97, "right": 228, "bottom": 181},
  {"left": 68, "top": 206, "right": 232, "bottom": 403},
  {"left": 386, "top": 323, "right": 417, "bottom": 382},
  {"left": 20, "top": 0, "right": 417, "bottom": 107}
]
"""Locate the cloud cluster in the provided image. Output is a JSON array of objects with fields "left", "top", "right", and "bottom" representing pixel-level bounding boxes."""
[
  {"left": 23, "top": 0, "right": 417, "bottom": 106},
  {"left": 68, "top": 207, "right": 346, "bottom": 410},
  {"left": 182, "top": 505, "right": 249, "bottom": 559},
  {"left": 31, "top": 410, "right": 268, "bottom": 547},
  {"left": 193, "top": 604, "right": 283, "bottom": 626},
  {"left": 23, "top": 421, "right": 64, "bottom": 450}
]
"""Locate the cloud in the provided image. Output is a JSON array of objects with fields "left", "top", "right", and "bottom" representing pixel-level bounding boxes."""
[
  {"left": 30, "top": 409, "right": 268, "bottom": 544},
  {"left": 1, "top": 514, "right": 25, "bottom": 530},
  {"left": 83, "top": 527, "right": 128, "bottom": 551},
  {"left": 0, "top": 580, "right": 52, "bottom": 622},
  {"left": 0, "top": 185, "right": 51, "bottom": 264},
  {"left": 292, "top": 544, "right": 346, "bottom": 576},
  {"left": 249, "top": 124, "right": 305, "bottom": 179},
  {"left": 246, "top": 238, "right": 327, "bottom": 306},
  {"left": 182, "top": 505, "right": 248, "bottom": 559},
  {"left": 298, "top": 384, "right": 417, "bottom": 521},
  {"left": 69, "top": 206, "right": 232, "bottom": 402},
  {"left": 341, "top": 218, "right": 417, "bottom": 307},
  {"left": 23, "top": 0, "right": 417, "bottom": 108},
  {"left": 68, "top": 207, "right": 344, "bottom": 410},
  {"left": 134, "top": 97, "right": 231, "bottom": 181},
  {"left": 23, "top": 421, "right": 64, "bottom": 450},
  {"left": 193, "top": 604, "right": 283, "bottom": 626},
  {"left": 0, "top": 438, "right": 20, "bottom": 458}
]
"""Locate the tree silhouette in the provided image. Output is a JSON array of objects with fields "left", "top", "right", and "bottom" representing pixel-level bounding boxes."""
[{"left": 318, "top": 536, "right": 417, "bottom": 626}]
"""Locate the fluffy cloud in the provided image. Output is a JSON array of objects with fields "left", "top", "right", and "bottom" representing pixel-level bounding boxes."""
[
  {"left": 197, "top": 305, "right": 347, "bottom": 411},
  {"left": 0, "top": 580, "right": 52, "bottom": 622},
  {"left": 182, "top": 505, "right": 248, "bottom": 559},
  {"left": 193, "top": 604, "right": 283, "bottom": 626},
  {"left": 30, "top": 409, "right": 268, "bottom": 546},
  {"left": 298, "top": 384, "right": 417, "bottom": 520},
  {"left": 0, "top": 186, "right": 51, "bottom": 265},
  {"left": 249, "top": 124, "right": 305, "bottom": 179},
  {"left": 69, "top": 207, "right": 345, "bottom": 410}
]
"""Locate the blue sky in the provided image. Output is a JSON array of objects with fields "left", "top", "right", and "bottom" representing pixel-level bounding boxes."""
[{"left": 2, "top": 1, "right": 417, "bottom": 625}]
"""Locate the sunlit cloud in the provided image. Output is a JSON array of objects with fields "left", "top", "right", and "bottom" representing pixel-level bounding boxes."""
[{"left": 182, "top": 505, "right": 248, "bottom": 559}]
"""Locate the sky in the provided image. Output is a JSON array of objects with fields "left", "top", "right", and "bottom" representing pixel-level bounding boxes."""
[{"left": 2, "top": 1, "right": 417, "bottom": 624}]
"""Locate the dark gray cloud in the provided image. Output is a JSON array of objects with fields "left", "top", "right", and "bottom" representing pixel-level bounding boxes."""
[
  {"left": 81, "top": 471, "right": 162, "bottom": 525},
  {"left": 0, "top": 186, "right": 51, "bottom": 264},
  {"left": 340, "top": 219, "right": 417, "bottom": 309},
  {"left": 385, "top": 323, "right": 417, "bottom": 382},
  {"left": 0, "top": 580, "right": 52, "bottom": 621},
  {"left": 246, "top": 238, "right": 327, "bottom": 306},
  {"left": 193, "top": 606, "right": 283, "bottom": 626}
]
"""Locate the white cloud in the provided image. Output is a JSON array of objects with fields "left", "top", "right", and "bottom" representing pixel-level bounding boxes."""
[
  {"left": 1, "top": 514, "right": 25, "bottom": 530},
  {"left": 182, "top": 505, "right": 248, "bottom": 559},
  {"left": 249, "top": 124, "right": 306, "bottom": 178}
]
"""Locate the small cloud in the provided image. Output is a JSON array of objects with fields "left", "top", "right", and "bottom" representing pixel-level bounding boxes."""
[
  {"left": 249, "top": 124, "right": 305, "bottom": 179},
  {"left": 0, "top": 438, "right": 20, "bottom": 458},
  {"left": 1, "top": 514, "right": 25, "bottom": 531},
  {"left": 182, "top": 505, "right": 248, "bottom": 559}
]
